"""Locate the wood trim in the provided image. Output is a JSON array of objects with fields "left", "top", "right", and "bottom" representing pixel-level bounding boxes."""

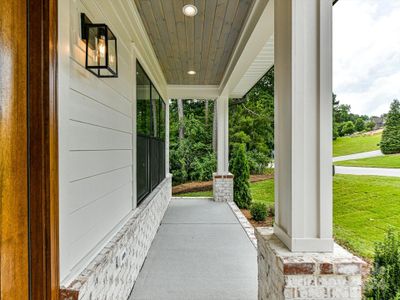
[
  {"left": 0, "top": 1, "right": 29, "bottom": 299},
  {"left": 28, "top": 0, "right": 60, "bottom": 299}
]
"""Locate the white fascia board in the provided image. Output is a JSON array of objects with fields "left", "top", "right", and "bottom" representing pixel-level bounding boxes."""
[
  {"left": 218, "top": 0, "right": 274, "bottom": 98},
  {"left": 167, "top": 85, "right": 220, "bottom": 100},
  {"left": 128, "top": 1, "right": 168, "bottom": 100}
]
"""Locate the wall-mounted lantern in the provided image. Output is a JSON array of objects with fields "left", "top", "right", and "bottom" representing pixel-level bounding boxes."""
[{"left": 81, "top": 13, "right": 118, "bottom": 78}]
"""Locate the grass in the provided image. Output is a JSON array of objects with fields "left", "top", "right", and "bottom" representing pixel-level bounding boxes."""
[
  {"left": 335, "top": 154, "right": 400, "bottom": 169},
  {"left": 177, "top": 179, "right": 274, "bottom": 204},
  {"left": 178, "top": 174, "right": 400, "bottom": 259},
  {"left": 333, "top": 132, "right": 381, "bottom": 157},
  {"left": 333, "top": 175, "right": 400, "bottom": 259}
]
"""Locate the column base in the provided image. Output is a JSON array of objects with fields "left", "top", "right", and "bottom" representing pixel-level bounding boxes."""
[
  {"left": 213, "top": 173, "right": 234, "bottom": 202},
  {"left": 256, "top": 227, "right": 365, "bottom": 300}
]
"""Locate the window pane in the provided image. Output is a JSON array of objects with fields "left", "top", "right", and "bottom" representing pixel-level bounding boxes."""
[
  {"left": 136, "top": 62, "right": 151, "bottom": 203},
  {"left": 137, "top": 63, "right": 151, "bottom": 136},
  {"left": 136, "top": 61, "right": 167, "bottom": 203},
  {"left": 137, "top": 136, "right": 150, "bottom": 202},
  {"left": 150, "top": 138, "right": 160, "bottom": 189},
  {"left": 159, "top": 140, "right": 165, "bottom": 182},
  {"left": 151, "top": 86, "right": 159, "bottom": 138},
  {"left": 159, "top": 99, "right": 166, "bottom": 140}
]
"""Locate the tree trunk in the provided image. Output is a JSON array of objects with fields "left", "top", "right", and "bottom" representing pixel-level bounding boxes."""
[
  {"left": 177, "top": 99, "right": 184, "bottom": 140},
  {"left": 205, "top": 99, "right": 209, "bottom": 126},
  {"left": 212, "top": 101, "right": 217, "bottom": 152}
]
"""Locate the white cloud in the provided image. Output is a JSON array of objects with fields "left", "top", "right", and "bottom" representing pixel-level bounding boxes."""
[{"left": 333, "top": 0, "right": 400, "bottom": 116}]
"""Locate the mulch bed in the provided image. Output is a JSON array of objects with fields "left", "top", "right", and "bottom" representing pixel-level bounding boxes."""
[
  {"left": 240, "top": 209, "right": 274, "bottom": 228},
  {"left": 172, "top": 173, "right": 273, "bottom": 195}
]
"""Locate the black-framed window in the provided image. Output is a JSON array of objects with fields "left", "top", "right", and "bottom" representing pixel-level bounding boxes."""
[{"left": 136, "top": 61, "right": 166, "bottom": 204}]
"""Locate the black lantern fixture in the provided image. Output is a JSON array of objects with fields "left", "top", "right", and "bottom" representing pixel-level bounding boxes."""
[{"left": 81, "top": 13, "right": 118, "bottom": 78}]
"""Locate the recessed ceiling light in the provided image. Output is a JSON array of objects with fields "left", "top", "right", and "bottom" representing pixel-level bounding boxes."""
[
  {"left": 182, "top": 4, "right": 198, "bottom": 17},
  {"left": 187, "top": 70, "right": 196, "bottom": 75}
]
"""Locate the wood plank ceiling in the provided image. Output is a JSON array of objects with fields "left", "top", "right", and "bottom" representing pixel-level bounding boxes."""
[{"left": 134, "top": 0, "right": 254, "bottom": 85}]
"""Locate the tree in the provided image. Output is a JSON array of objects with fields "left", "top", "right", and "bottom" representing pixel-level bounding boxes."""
[
  {"left": 204, "top": 99, "right": 209, "bottom": 126},
  {"left": 355, "top": 118, "right": 365, "bottom": 132},
  {"left": 169, "top": 100, "right": 216, "bottom": 184},
  {"left": 229, "top": 68, "right": 274, "bottom": 174},
  {"left": 212, "top": 102, "right": 217, "bottom": 152},
  {"left": 380, "top": 99, "right": 400, "bottom": 154},
  {"left": 341, "top": 121, "right": 355, "bottom": 136},
  {"left": 365, "top": 120, "right": 375, "bottom": 131},
  {"left": 230, "top": 144, "right": 252, "bottom": 209},
  {"left": 177, "top": 99, "right": 184, "bottom": 140},
  {"left": 333, "top": 122, "right": 339, "bottom": 140}
]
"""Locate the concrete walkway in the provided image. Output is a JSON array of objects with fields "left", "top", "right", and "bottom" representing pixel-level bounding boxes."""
[
  {"left": 129, "top": 198, "right": 257, "bottom": 300},
  {"left": 333, "top": 150, "right": 382, "bottom": 162},
  {"left": 335, "top": 166, "right": 400, "bottom": 177}
]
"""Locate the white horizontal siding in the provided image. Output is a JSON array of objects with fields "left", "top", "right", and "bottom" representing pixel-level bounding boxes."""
[
  {"left": 67, "top": 182, "right": 132, "bottom": 253},
  {"left": 68, "top": 121, "right": 132, "bottom": 151},
  {"left": 59, "top": 0, "right": 137, "bottom": 283},
  {"left": 69, "top": 89, "right": 132, "bottom": 133},
  {"left": 66, "top": 166, "right": 132, "bottom": 214},
  {"left": 67, "top": 150, "right": 132, "bottom": 182}
]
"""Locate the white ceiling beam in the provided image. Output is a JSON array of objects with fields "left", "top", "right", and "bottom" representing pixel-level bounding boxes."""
[{"left": 167, "top": 85, "right": 220, "bottom": 100}]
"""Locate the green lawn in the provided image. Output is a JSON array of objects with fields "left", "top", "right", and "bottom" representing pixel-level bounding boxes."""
[
  {"left": 333, "top": 175, "right": 400, "bottom": 258},
  {"left": 177, "top": 175, "right": 400, "bottom": 259},
  {"left": 177, "top": 179, "right": 275, "bottom": 204},
  {"left": 335, "top": 154, "right": 400, "bottom": 169},
  {"left": 333, "top": 133, "right": 381, "bottom": 157}
]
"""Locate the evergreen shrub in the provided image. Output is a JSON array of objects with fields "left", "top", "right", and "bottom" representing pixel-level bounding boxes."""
[
  {"left": 365, "top": 228, "right": 400, "bottom": 300},
  {"left": 250, "top": 202, "right": 267, "bottom": 221},
  {"left": 231, "top": 143, "right": 252, "bottom": 209},
  {"left": 380, "top": 100, "right": 400, "bottom": 154}
]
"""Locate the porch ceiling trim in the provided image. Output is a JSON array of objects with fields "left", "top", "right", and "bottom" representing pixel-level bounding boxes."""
[
  {"left": 167, "top": 85, "right": 220, "bottom": 100},
  {"left": 219, "top": 0, "right": 274, "bottom": 98}
]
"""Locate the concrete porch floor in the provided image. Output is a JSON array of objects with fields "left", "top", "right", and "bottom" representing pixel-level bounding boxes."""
[{"left": 129, "top": 198, "right": 257, "bottom": 300}]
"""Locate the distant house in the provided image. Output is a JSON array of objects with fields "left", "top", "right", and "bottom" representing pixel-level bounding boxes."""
[{"left": 371, "top": 116, "right": 385, "bottom": 129}]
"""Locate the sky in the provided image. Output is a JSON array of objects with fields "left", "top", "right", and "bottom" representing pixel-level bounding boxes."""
[{"left": 333, "top": 0, "right": 400, "bottom": 116}]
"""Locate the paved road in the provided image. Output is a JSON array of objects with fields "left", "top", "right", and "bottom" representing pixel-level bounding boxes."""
[
  {"left": 335, "top": 166, "right": 400, "bottom": 177},
  {"left": 130, "top": 198, "right": 257, "bottom": 300},
  {"left": 333, "top": 150, "right": 382, "bottom": 162}
]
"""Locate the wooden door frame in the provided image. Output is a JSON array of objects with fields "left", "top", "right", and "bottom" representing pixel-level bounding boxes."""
[
  {"left": 0, "top": 0, "right": 59, "bottom": 299},
  {"left": 0, "top": 1, "right": 29, "bottom": 298},
  {"left": 28, "top": 0, "right": 60, "bottom": 299}
]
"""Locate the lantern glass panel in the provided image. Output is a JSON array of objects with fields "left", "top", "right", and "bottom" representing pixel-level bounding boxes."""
[
  {"left": 85, "top": 24, "right": 118, "bottom": 77},
  {"left": 107, "top": 27, "right": 117, "bottom": 74}
]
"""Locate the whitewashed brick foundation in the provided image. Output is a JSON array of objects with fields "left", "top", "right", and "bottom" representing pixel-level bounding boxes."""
[
  {"left": 213, "top": 173, "right": 234, "bottom": 202},
  {"left": 60, "top": 176, "right": 172, "bottom": 300},
  {"left": 256, "top": 227, "right": 365, "bottom": 300}
]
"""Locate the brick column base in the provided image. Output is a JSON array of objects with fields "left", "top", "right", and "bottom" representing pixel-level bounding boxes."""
[
  {"left": 213, "top": 173, "right": 234, "bottom": 202},
  {"left": 256, "top": 227, "right": 365, "bottom": 300}
]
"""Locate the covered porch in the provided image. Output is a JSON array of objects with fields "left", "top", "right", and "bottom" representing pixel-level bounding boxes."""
[
  {"left": 0, "top": 0, "right": 365, "bottom": 299},
  {"left": 57, "top": 0, "right": 363, "bottom": 299}
]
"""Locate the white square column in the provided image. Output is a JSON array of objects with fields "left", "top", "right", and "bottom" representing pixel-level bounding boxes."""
[
  {"left": 216, "top": 96, "right": 230, "bottom": 174},
  {"left": 165, "top": 99, "right": 170, "bottom": 177},
  {"left": 213, "top": 96, "right": 233, "bottom": 202},
  {"left": 274, "top": 0, "right": 333, "bottom": 252}
]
